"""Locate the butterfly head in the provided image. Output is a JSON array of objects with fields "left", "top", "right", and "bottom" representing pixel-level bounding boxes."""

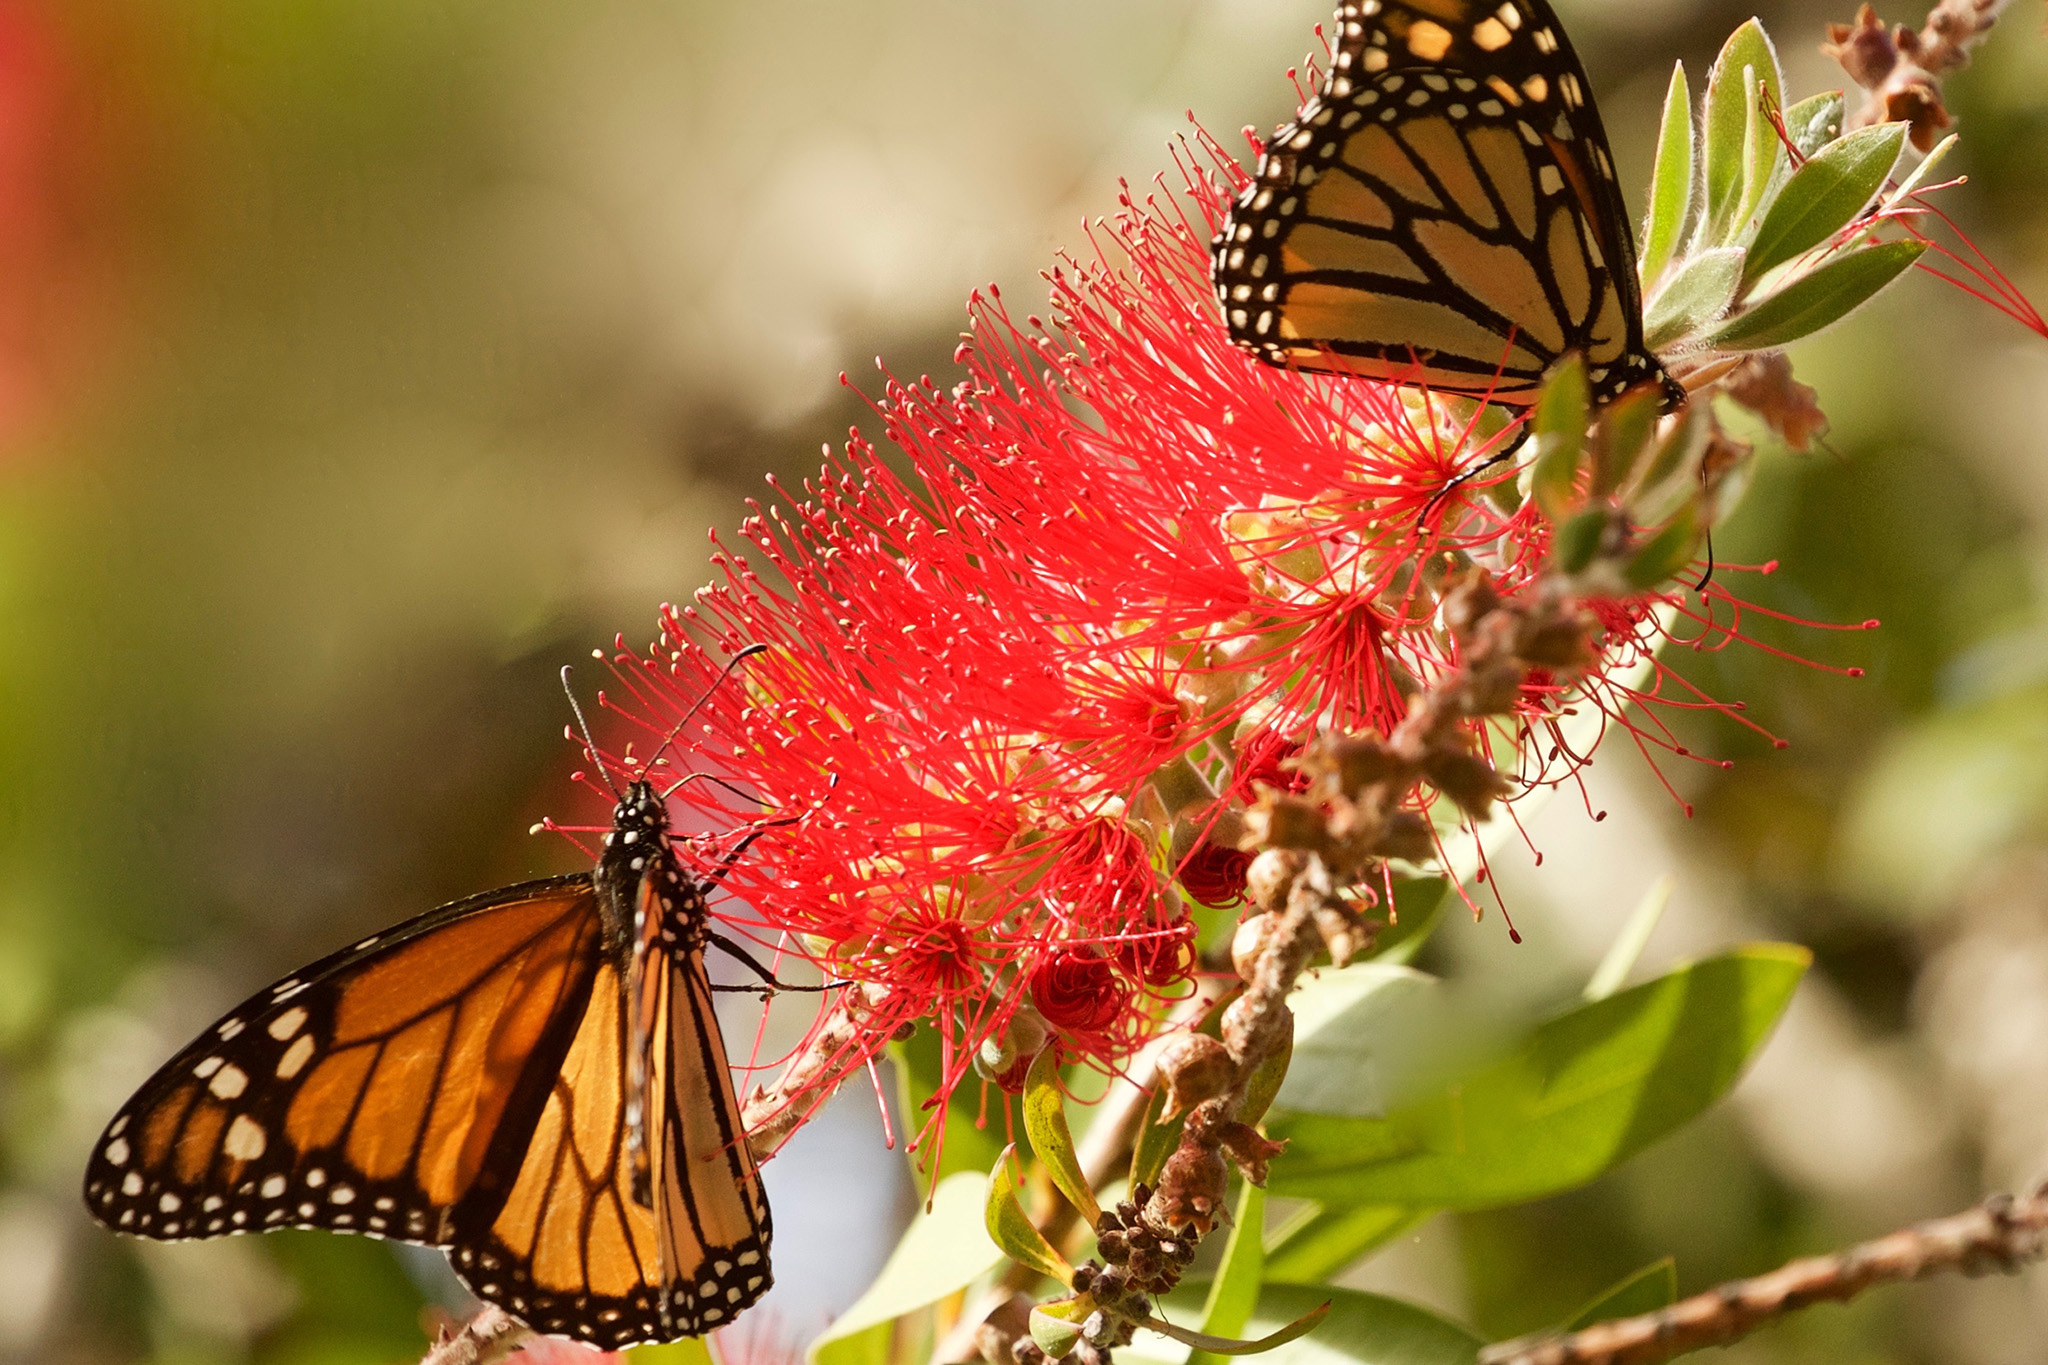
[{"left": 604, "top": 781, "right": 673, "bottom": 850}]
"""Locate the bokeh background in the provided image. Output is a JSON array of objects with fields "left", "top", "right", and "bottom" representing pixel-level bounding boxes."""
[{"left": 2, "top": 0, "right": 2045, "bottom": 1361}]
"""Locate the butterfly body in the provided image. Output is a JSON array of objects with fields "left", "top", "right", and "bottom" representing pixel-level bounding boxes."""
[
  {"left": 83, "top": 781, "right": 772, "bottom": 1347},
  {"left": 1214, "top": 0, "right": 1681, "bottom": 407}
]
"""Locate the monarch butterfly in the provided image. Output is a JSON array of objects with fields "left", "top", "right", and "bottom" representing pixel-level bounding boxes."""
[
  {"left": 81, "top": 762, "right": 775, "bottom": 1348},
  {"left": 1213, "top": 0, "right": 1681, "bottom": 407}
]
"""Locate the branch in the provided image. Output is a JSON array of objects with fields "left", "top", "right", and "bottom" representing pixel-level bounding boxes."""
[
  {"left": 741, "top": 982, "right": 886, "bottom": 1159},
  {"left": 1480, "top": 1185, "right": 2048, "bottom": 1365},
  {"left": 965, "top": 571, "right": 1600, "bottom": 1365},
  {"left": 420, "top": 1306, "right": 532, "bottom": 1365}
]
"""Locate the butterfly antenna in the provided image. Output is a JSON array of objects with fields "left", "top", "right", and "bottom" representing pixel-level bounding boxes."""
[
  {"left": 648, "top": 642, "right": 771, "bottom": 770},
  {"left": 560, "top": 664, "right": 623, "bottom": 800}
]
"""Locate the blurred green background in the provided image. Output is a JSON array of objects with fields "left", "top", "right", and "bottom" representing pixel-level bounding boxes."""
[{"left": 2, "top": 0, "right": 2044, "bottom": 1362}]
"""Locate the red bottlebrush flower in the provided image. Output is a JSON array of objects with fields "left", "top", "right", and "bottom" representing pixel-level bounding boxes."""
[
  {"left": 577, "top": 120, "right": 1804, "bottom": 1153},
  {"left": 1177, "top": 840, "right": 1254, "bottom": 909},
  {"left": 1230, "top": 727, "right": 1311, "bottom": 802},
  {"left": 1030, "top": 948, "right": 1134, "bottom": 1040}
]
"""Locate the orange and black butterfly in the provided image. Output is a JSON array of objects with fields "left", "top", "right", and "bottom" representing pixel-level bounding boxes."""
[
  {"left": 81, "top": 750, "right": 776, "bottom": 1346},
  {"left": 1213, "top": 0, "right": 1680, "bottom": 407}
]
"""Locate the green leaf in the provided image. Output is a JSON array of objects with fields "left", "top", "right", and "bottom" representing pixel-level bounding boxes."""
[
  {"left": 1623, "top": 401, "right": 1711, "bottom": 525},
  {"left": 1552, "top": 507, "right": 1609, "bottom": 574},
  {"left": 1638, "top": 63, "right": 1695, "bottom": 289},
  {"left": 1265, "top": 945, "right": 1811, "bottom": 1209},
  {"left": 987, "top": 1146, "right": 1074, "bottom": 1285},
  {"left": 1529, "top": 356, "right": 1588, "bottom": 523},
  {"left": 1276, "top": 964, "right": 1437, "bottom": 1119},
  {"left": 1589, "top": 387, "right": 1662, "bottom": 498},
  {"left": 1744, "top": 122, "right": 1906, "bottom": 285},
  {"left": 1583, "top": 875, "right": 1675, "bottom": 1001},
  {"left": 1189, "top": 1180, "right": 1267, "bottom": 1365},
  {"left": 1705, "top": 239, "right": 1927, "bottom": 350},
  {"left": 1131, "top": 1082, "right": 1183, "bottom": 1189},
  {"left": 1241, "top": 1016, "right": 1294, "bottom": 1129},
  {"left": 1880, "top": 132, "right": 1958, "bottom": 211},
  {"left": 1566, "top": 1258, "right": 1678, "bottom": 1330},
  {"left": 1264, "top": 1205, "right": 1432, "bottom": 1283},
  {"left": 1132, "top": 1284, "right": 1479, "bottom": 1365},
  {"left": 1782, "top": 90, "right": 1845, "bottom": 157},
  {"left": 1033, "top": 1297, "right": 1094, "bottom": 1359},
  {"left": 1025, "top": 1047, "right": 1102, "bottom": 1224},
  {"left": 808, "top": 1172, "right": 1004, "bottom": 1365},
  {"left": 1622, "top": 502, "right": 1701, "bottom": 589},
  {"left": 1642, "top": 247, "right": 1744, "bottom": 349},
  {"left": 1141, "top": 1302, "right": 1331, "bottom": 1357},
  {"left": 1700, "top": 21, "right": 1783, "bottom": 244}
]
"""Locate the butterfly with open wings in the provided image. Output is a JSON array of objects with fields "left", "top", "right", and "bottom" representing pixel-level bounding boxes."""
[
  {"left": 1214, "top": 0, "right": 1684, "bottom": 409},
  {"left": 82, "top": 691, "right": 778, "bottom": 1348}
]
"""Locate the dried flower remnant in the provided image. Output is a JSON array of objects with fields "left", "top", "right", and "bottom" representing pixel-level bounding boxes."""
[{"left": 594, "top": 133, "right": 1776, "bottom": 1148}]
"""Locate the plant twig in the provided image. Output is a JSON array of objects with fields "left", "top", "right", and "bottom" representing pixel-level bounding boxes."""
[
  {"left": 741, "top": 983, "right": 885, "bottom": 1159},
  {"left": 1480, "top": 1184, "right": 2048, "bottom": 1365},
  {"left": 419, "top": 1305, "right": 532, "bottom": 1365}
]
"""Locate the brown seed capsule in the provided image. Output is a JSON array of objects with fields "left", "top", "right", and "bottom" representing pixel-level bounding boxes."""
[
  {"left": 1231, "top": 913, "right": 1276, "bottom": 983},
  {"left": 1243, "top": 847, "right": 1305, "bottom": 914},
  {"left": 1147, "top": 1143, "right": 1229, "bottom": 1237}
]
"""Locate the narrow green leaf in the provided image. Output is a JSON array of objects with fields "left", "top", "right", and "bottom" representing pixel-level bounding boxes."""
[
  {"left": 1744, "top": 122, "right": 1906, "bottom": 284},
  {"left": 1642, "top": 247, "right": 1744, "bottom": 349},
  {"left": 1529, "top": 356, "right": 1588, "bottom": 523},
  {"left": 1141, "top": 1302, "right": 1331, "bottom": 1356},
  {"left": 1705, "top": 239, "right": 1927, "bottom": 350},
  {"left": 1731, "top": 65, "right": 1784, "bottom": 239},
  {"left": 1782, "top": 90, "right": 1845, "bottom": 157},
  {"left": 1623, "top": 400, "right": 1711, "bottom": 525},
  {"left": 1566, "top": 1258, "right": 1678, "bottom": 1330},
  {"left": 1881, "top": 132, "right": 1958, "bottom": 212},
  {"left": 1553, "top": 506, "right": 1609, "bottom": 574},
  {"left": 809, "top": 1172, "right": 1004, "bottom": 1365},
  {"left": 1622, "top": 502, "right": 1701, "bottom": 589},
  {"left": 1700, "top": 21, "right": 1783, "bottom": 244},
  {"left": 1132, "top": 1284, "right": 1478, "bottom": 1365},
  {"left": 987, "top": 1146, "right": 1074, "bottom": 1285},
  {"left": 1131, "top": 1082, "right": 1183, "bottom": 1189},
  {"left": 1266, "top": 945, "right": 1811, "bottom": 1209},
  {"left": 1638, "top": 63, "right": 1694, "bottom": 288},
  {"left": 1032, "top": 1297, "right": 1094, "bottom": 1359},
  {"left": 1584, "top": 876, "right": 1675, "bottom": 1001},
  {"left": 1589, "top": 387, "right": 1662, "bottom": 498},
  {"left": 1189, "top": 1180, "right": 1267, "bottom": 1365},
  {"left": 1240, "top": 1017, "right": 1294, "bottom": 1129},
  {"left": 1263, "top": 1204, "right": 1432, "bottom": 1283},
  {"left": 1024, "top": 1047, "right": 1102, "bottom": 1224}
]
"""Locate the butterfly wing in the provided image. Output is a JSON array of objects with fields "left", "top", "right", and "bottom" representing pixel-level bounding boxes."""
[
  {"left": 82, "top": 877, "right": 605, "bottom": 1248},
  {"left": 81, "top": 876, "right": 684, "bottom": 1348},
  {"left": 645, "top": 899, "right": 773, "bottom": 1334},
  {"left": 1214, "top": 0, "right": 1671, "bottom": 403}
]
